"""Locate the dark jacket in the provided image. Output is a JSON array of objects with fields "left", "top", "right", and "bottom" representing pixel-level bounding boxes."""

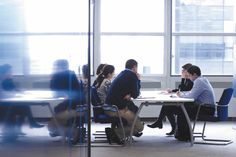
[
  {"left": 105, "top": 69, "right": 140, "bottom": 109},
  {"left": 172, "top": 78, "right": 193, "bottom": 92},
  {"left": 1, "top": 78, "right": 16, "bottom": 91},
  {"left": 50, "top": 70, "right": 84, "bottom": 104}
]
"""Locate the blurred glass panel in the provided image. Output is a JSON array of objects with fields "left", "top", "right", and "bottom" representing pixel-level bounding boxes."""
[
  {"left": 173, "top": 0, "right": 236, "bottom": 33},
  {"left": 0, "top": 36, "right": 27, "bottom": 75},
  {"left": 27, "top": 35, "right": 89, "bottom": 75},
  {"left": 101, "top": 0, "right": 164, "bottom": 32},
  {"left": 0, "top": 0, "right": 88, "bottom": 33},
  {"left": 0, "top": 0, "right": 91, "bottom": 75},
  {"left": 171, "top": 36, "right": 235, "bottom": 75},
  {"left": 101, "top": 36, "right": 164, "bottom": 74},
  {"left": 0, "top": 0, "right": 90, "bottom": 157},
  {"left": 24, "top": 0, "right": 88, "bottom": 32},
  {"left": 0, "top": 0, "right": 25, "bottom": 33},
  {"left": 0, "top": 35, "right": 89, "bottom": 75}
]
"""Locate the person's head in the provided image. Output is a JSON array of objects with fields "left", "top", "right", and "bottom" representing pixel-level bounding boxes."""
[
  {"left": 101, "top": 64, "right": 115, "bottom": 80},
  {"left": 82, "top": 64, "right": 89, "bottom": 79},
  {"left": 95, "top": 64, "right": 115, "bottom": 88},
  {"left": 125, "top": 59, "right": 138, "bottom": 73},
  {"left": 96, "top": 64, "right": 106, "bottom": 75},
  {"left": 53, "top": 59, "right": 69, "bottom": 72},
  {"left": 181, "top": 63, "right": 192, "bottom": 78},
  {"left": 187, "top": 65, "right": 201, "bottom": 81},
  {"left": 0, "top": 64, "right": 12, "bottom": 79}
]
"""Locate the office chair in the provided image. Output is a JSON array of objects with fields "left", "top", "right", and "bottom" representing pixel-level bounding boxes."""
[
  {"left": 67, "top": 80, "right": 88, "bottom": 146},
  {"left": 193, "top": 88, "right": 234, "bottom": 145},
  {"left": 67, "top": 104, "right": 88, "bottom": 146},
  {"left": 91, "top": 86, "right": 126, "bottom": 146}
]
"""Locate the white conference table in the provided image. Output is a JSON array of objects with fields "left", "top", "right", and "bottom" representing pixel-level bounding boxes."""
[
  {"left": 0, "top": 90, "right": 65, "bottom": 116},
  {"left": 0, "top": 90, "right": 65, "bottom": 136},
  {"left": 131, "top": 91, "right": 194, "bottom": 146}
]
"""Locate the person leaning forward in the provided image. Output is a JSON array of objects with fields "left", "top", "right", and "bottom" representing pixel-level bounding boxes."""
[{"left": 105, "top": 59, "right": 144, "bottom": 144}]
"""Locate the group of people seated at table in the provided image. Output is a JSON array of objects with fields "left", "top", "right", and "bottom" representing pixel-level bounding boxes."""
[
  {"left": 92, "top": 60, "right": 216, "bottom": 144},
  {"left": 147, "top": 63, "right": 193, "bottom": 135},
  {"left": 92, "top": 59, "right": 144, "bottom": 144},
  {"left": 0, "top": 60, "right": 87, "bottom": 142},
  {"left": 0, "top": 58, "right": 216, "bottom": 144},
  {"left": 148, "top": 64, "right": 215, "bottom": 141}
]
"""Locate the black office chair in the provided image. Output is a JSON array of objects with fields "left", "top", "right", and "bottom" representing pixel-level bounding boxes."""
[
  {"left": 91, "top": 86, "right": 126, "bottom": 145},
  {"left": 193, "top": 88, "right": 234, "bottom": 145}
]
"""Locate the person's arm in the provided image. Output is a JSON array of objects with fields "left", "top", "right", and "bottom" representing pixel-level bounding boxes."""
[
  {"left": 130, "top": 73, "right": 141, "bottom": 99},
  {"left": 170, "top": 78, "right": 185, "bottom": 92},
  {"left": 178, "top": 79, "right": 202, "bottom": 100},
  {"left": 171, "top": 88, "right": 179, "bottom": 92}
]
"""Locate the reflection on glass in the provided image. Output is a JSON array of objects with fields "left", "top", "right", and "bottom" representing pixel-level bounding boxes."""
[
  {"left": 0, "top": 0, "right": 90, "bottom": 75},
  {"left": 0, "top": 0, "right": 89, "bottom": 157}
]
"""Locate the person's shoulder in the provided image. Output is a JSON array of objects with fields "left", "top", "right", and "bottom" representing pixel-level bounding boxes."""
[
  {"left": 198, "top": 76, "right": 208, "bottom": 81},
  {"left": 58, "top": 70, "right": 76, "bottom": 77},
  {"left": 195, "top": 76, "right": 208, "bottom": 84},
  {"left": 123, "top": 69, "right": 136, "bottom": 76}
]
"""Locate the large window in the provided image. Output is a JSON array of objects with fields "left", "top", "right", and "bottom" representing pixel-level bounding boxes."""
[
  {"left": 100, "top": 0, "right": 165, "bottom": 75},
  {"left": 171, "top": 0, "right": 236, "bottom": 75},
  {"left": 0, "top": 0, "right": 90, "bottom": 75}
]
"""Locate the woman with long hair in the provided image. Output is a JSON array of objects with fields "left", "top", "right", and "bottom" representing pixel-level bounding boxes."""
[{"left": 94, "top": 64, "right": 115, "bottom": 103}]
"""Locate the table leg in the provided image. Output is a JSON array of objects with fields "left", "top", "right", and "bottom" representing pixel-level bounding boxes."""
[
  {"left": 129, "top": 102, "right": 145, "bottom": 144},
  {"left": 180, "top": 104, "right": 194, "bottom": 146},
  {"left": 47, "top": 103, "right": 66, "bottom": 143}
]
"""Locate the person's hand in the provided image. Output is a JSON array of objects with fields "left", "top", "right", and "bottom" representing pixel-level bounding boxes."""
[
  {"left": 136, "top": 73, "right": 141, "bottom": 80},
  {"left": 123, "top": 94, "right": 131, "bottom": 100},
  {"left": 176, "top": 91, "right": 181, "bottom": 97},
  {"left": 167, "top": 88, "right": 172, "bottom": 93}
]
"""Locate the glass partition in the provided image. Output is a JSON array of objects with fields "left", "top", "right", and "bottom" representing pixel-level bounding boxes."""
[{"left": 0, "top": 0, "right": 91, "bottom": 157}]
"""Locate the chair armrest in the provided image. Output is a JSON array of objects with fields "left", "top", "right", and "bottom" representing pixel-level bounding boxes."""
[
  {"left": 102, "top": 104, "right": 119, "bottom": 112},
  {"left": 215, "top": 102, "right": 229, "bottom": 107},
  {"left": 76, "top": 105, "right": 88, "bottom": 112},
  {"left": 92, "top": 105, "right": 103, "bottom": 109}
]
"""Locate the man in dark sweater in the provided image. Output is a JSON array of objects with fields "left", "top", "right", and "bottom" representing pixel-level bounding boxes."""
[
  {"left": 105, "top": 59, "right": 144, "bottom": 143},
  {"left": 48, "top": 59, "right": 84, "bottom": 137}
]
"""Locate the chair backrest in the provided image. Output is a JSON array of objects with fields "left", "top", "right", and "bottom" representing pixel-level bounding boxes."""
[
  {"left": 91, "top": 86, "right": 109, "bottom": 123},
  {"left": 217, "top": 88, "right": 234, "bottom": 120},
  {"left": 218, "top": 88, "right": 233, "bottom": 106},
  {"left": 91, "top": 86, "right": 102, "bottom": 106}
]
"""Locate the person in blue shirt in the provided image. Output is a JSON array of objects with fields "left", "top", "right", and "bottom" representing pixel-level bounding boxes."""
[
  {"left": 177, "top": 65, "right": 215, "bottom": 117},
  {"left": 105, "top": 59, "right": 144, "bottom": 144},
  {"left": 175, "top": 65, "right": 215, "bottom": 141}
]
